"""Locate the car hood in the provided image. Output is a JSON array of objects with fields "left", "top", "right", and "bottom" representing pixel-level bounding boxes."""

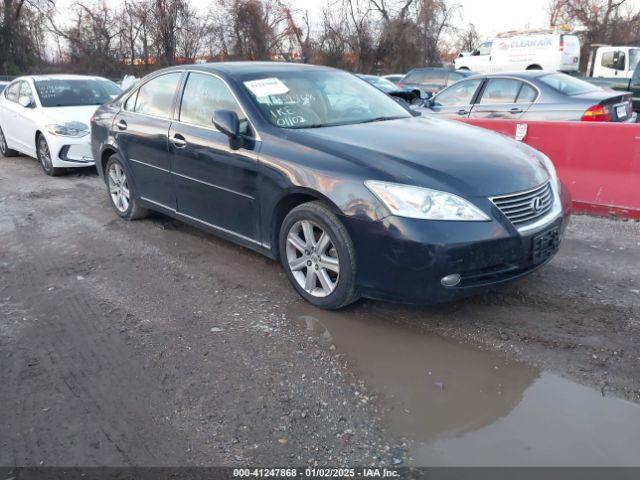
[
  {"left": 286, "top": 116, "right": 549, "bottom": 197},
  {"left": 40, "top": 105, "right": 99, "bottom": 130}
]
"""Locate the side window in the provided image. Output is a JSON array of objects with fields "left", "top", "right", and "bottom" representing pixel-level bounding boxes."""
[
  {"left": 476, "top": 42, "right": 492, "bottom": 56},
  {"left": 516, "top": 83, "right": 537, "bottom": 103},
  {"left": 602, "top": 51, "right": 625, "bottom": 71},
  {"left": 179, "top": 72, "right": 251, "bottom": 135},
  {"left": 134, "top": 73, "right": 182, "bottom": 119},
  {"left": 123, "top": 90, "right": 138, "bottom": 112},
  {"left": 434, "top": 79, "right": 482, "bottom": 106},
  {"left": 19, "top": 82, "right": 35, "bottom": 103},
  {"left": 479, "top": 79, "right": 522, "bottom": 104},
  {"left": 5, "top": 82, "right": 21, "bottom": 102}
]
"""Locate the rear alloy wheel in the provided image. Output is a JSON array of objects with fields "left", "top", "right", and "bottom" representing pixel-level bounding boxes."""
[
  {"left": 37, "top": 134, "right": 63, "bottom": 176},
  {"left": 105, "top": 154, "right": 148, "bottom": 220},
  {"left": 280, "top": 201, "right": 358, "bottom": 309},
  {"left": 0, "top": 126, "right": 18, "bottom": 157}
]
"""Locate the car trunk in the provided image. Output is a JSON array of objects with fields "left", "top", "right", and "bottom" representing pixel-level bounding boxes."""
[{"left": 573, "top": 91, "right": 633, "bottom": 122}]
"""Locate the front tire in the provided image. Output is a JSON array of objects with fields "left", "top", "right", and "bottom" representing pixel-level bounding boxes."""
[
  {"left": 279, "top": 201, "right": 359, "bottom": 309},
  {"left": 105, "top": 154, "right": 149, "bottom": 220},
  {"left": 37, "top": 134, "right": 64, "bottom": 176},
  {"left": 0, "top": 126, "right": 19, "bottom": 157}
]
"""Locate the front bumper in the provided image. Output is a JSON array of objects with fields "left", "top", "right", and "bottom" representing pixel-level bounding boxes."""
[
  {"left": 48, "top": 134, "right": 95, "bottom": 168},
  {"left": 343, "top": 183, "right": 572, "bottom": 304}
]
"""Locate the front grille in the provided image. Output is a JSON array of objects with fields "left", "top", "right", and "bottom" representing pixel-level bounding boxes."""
[{"left": 491, "top": 182, "right": 553, "bottom": 226}]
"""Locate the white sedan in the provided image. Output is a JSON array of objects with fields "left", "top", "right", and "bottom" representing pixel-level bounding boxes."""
[{"left": 0, "top": 74, "right": 121, "bottom": 176}]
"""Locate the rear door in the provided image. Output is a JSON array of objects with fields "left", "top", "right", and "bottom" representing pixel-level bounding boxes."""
[
  {"left": 169, "top": 71, "right": 261, "bottom": 241},
  {"left": 13, "top": 81, "right": 39, "bottom": 155},
  {"left": 427, "top": 78, "right": 483, "bottom": 118},
  {"left": 114, "top": 72, "right": 183, "bottom": 209},
  {"left": 0, "top": 81, "right": 22, "bottom": 146},
  {"left": 470, "top": 78, "right": 533, "bottom": 119}
]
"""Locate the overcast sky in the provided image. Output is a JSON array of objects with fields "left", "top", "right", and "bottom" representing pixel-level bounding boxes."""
[
  {"left": 56, "top": 0, "right": 640, "bottom": 43},
  {"left": 187, "top": 0, "right": 639, "bottom": 40}
]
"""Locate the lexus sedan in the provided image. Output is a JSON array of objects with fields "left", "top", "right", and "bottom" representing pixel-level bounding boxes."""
[
  {"left": 0, "top": 74, "right": 121, "bottom": 175},
  {"left": 421, "top": 71, "right": 636, "bottom": 122},
  {"left": 91, "top": 63, "right": 571, "bottom": 309}
]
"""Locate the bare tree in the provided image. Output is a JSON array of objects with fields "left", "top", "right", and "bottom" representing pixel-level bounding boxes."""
[
  {"left": 1, "top": 0, "right": 53, "bottom": 74},
  {"left": 455, "top": 22, "right": 479, "bottom": 53}
]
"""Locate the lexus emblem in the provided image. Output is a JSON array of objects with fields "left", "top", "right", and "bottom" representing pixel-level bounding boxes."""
[{"left": 531, "top": 196, "right": 544, "bottom": 212}]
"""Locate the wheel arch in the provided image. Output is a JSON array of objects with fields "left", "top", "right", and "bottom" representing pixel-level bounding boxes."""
[
  {"left": 100, "top": 145, "right": 118, "bottom": 178},
  {"left": 270, "top": 188, "right": 343, "bottom": 260}
]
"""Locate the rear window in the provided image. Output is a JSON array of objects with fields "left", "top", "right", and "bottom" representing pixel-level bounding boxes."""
[
  {"left": 539, "top": 73, "right": 598, "bottom": 96},
  {"left": 34, "top": 78, "right": 121, "bottom": 107},
  {"left": 404, "top": 69, "right": 446, "bottom": 85}
]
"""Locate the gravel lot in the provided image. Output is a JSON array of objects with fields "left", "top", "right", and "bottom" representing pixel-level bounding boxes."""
[{"left": 1, "top": 155, "right": 639, "bottom": 467}]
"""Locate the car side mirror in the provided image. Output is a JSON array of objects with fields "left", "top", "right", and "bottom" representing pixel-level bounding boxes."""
[
  {"left": 212, "top": 109, "right": 241, "bottom": 150},
  {"left": 18, "top": 96, "right": 34, "bottom": 108}
]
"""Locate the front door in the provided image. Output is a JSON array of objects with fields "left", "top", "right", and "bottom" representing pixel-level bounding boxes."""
[
  {"left": 469, "top": 78, "right": 533, "bottom": 119},
  {"left": 170, "top": 72, "right": 261, "bottom": 241},
  {"left": 114, "top": 72, "right": 183, "bottom": 209},
  {"left": 427, "top": 78, "right": 483, "bottom": 118}
]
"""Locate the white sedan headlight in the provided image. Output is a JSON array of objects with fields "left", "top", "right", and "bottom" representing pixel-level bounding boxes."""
[
  {"left": 45, "top": 124, "right": 89, "bottom": 138},
  {"left": 365, "top": 181, "right": 490, "bottom": 221}
]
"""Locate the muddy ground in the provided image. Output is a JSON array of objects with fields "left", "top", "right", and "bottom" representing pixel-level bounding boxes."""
[{"left": 1, "top": 155, "right": 639, "bottom": 467}]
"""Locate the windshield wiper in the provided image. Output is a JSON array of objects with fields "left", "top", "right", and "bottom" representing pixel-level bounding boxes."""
[{"left": 356, "top": 116, "right": 406, "bottom": 124}]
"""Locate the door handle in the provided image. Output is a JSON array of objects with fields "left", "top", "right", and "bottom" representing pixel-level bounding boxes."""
[
  {"left": 171, "top": 134, "right": 187, "bottom": 148},
  {"left": 457, "top": 109, "right": 470, "bottom": 116},
  {"left": 509, "top": 108, "right": 524, "bottom": 114},
  {"left": 116, "top": 119, "right": 127, "bottom": 130}
]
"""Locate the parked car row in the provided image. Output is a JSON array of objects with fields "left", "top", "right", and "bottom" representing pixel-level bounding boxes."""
[{"left": 1, "top": 63, "right": 571, "bottom": 309}]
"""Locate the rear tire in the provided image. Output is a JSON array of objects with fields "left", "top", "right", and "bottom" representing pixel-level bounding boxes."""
[
  {"left": 105, "top": 154, "right": 149, "bottom": 220},
  {"left": 37, "top": 134, "right": 64, "bottom": 176},
  {"left": 279, "top": 201, "right": 359, "bottom": 310},
  {"left": 0, "top": 126, "right": 19, "bottom": 157}
]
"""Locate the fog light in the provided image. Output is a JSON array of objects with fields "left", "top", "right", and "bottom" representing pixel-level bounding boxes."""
[{"left": 441, "top": 274, "right": 461, "bottom": 287}]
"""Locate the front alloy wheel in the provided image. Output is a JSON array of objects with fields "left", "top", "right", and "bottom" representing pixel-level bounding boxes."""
[
  {"left": 280, "top": 201, "right": 358, "bottom": 309},
  {"left": 286, "top": 219, "right": 340, "bottom": 298},
  {"left": 37, "top": 135, "right": 62, "bottom": 176}
]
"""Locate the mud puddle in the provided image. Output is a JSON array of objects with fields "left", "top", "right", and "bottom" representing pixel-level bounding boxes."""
[{"left": 288, "top": 303, "right": 640, "bottom": 466}]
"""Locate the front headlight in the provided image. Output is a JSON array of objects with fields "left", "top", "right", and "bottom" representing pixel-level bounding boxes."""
[
  {"left": 365, "top": 181, "right": 490, "bottom": 221},
  {"left": 45, "top": 124, "right": 89, "bottom": 138}
]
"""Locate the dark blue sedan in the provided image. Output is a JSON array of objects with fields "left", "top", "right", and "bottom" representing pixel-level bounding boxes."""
[{"left": 91, "top": 62, "right": 571, "bottom": 309}]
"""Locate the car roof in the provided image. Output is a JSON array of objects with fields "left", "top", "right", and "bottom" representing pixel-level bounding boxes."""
[
  {"left": 26, "top": 74, "right": 111, "bottom": 81},
  {"left": 475, "top": 71, "right": 553, "bottom": 79},
  {"left": 159, "top": 61, "right": 336, "bottom": 76}
]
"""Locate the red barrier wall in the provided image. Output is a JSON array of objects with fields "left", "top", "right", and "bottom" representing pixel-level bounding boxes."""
[{"left": 458, "top": 119, "right": 640, "bottom": 220}]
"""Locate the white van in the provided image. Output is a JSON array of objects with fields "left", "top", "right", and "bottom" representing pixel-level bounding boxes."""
[
  {"left": 588, "top": 46, "right": 640, "bottom": 78},
  {"left": 455, "top": 30, "right": 581, "bottom": 73}
]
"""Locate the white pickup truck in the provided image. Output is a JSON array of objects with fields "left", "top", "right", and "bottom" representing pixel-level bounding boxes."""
[{"left": 587, "top": 46, "right": 640, "bottom": 78}]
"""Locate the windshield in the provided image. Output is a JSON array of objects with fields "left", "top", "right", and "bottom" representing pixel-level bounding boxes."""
[
  {"left": 630, "top": 48, "right": 640, "bottom": 73},
  {"left": 539, "top": 73, "right": 598, "bottom": 95},
  {"left": 34, "top": 78, "right": 122, "bottom": 107},
  {"left": 240, "top": 70, "right": 411, "bottom": 129}
]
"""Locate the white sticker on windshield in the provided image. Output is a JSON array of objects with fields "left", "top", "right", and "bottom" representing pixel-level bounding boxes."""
[{"left": 243, "top": 77, "right": 289, "bottom": 97}]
